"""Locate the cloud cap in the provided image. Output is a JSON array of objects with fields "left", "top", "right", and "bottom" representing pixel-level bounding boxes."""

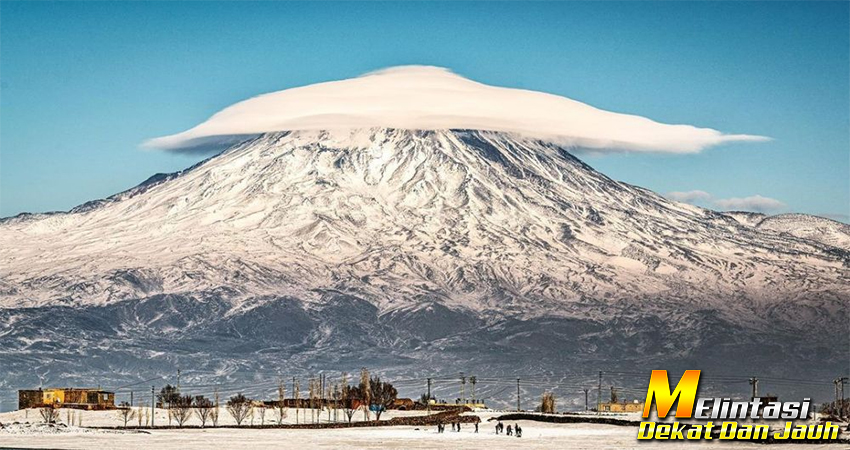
[{"left": 145, "top": 66, "right": 769, "bottom": 153}]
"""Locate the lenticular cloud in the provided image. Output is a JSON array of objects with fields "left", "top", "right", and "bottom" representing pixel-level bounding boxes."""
[{"left": 145, "top": 66, "right": 768, "bottom": 154}]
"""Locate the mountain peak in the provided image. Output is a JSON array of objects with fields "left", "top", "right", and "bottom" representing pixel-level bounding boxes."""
[{"left": 1, "top": 129, "right": 844, "bottom": 314}]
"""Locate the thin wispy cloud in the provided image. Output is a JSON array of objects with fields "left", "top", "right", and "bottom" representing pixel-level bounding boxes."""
[
  {"left": 666, "top": 190, "right": 713, "bottom": 204},
  {"left": 145, "top": 66, "right": 769, "bottom": 154},
  {"left": 666, "top": 190, "right": 786, "bottom": 213},
  {"left": 713, "top": 195, "right": 786, "bottom": 213}
]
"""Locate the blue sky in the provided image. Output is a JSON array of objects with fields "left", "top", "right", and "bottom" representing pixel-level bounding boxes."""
[{"left": 1, "top": 1, "right": 848, "bottom": 220}]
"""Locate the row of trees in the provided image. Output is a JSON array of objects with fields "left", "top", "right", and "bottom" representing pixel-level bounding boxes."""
[
  {"left": 340, "top": 370, "right": 398, "bottom": 422},
  {"left": 116, "top": 388, "right": 287, "bottom": 428},
  {"left": 819, "top": 398, "right": 849, "bottom": 418},
  {"left": 114, "top": 368, "right": 398, "bottom": 427}
]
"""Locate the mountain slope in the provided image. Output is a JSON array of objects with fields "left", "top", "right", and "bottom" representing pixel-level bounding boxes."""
[
  {"left": 0, "top": 129, "right": 847, "bottom": 405},
  {"left": 2, "top": 129, "right": 846, "bottom": 311},
  {"left": 722, "top": 211, "right": 767, "bottom": 227},
  {"left": 756, "top": 213, "right": 850, "bottom": 251}
]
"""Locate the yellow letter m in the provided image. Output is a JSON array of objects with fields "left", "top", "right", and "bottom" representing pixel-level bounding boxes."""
[{"left": 643, "top": 370, "right": 700, "bottom": 418}]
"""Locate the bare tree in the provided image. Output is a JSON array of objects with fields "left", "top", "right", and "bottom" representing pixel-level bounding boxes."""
[
  {"left": 39, "top": 406, "right": 60, "bottom": 424},
  {"left": 326, "top": 385, "right": 333, "bottom": 422},
  {"left": 341, "top": 383, "right": 360, "bottom": 423},
  {"left": 171, "top": 395, "right": 193, "bottom": 427},
  {"left": 117, "top": 401, "right": 136, "bottom": 427},
  {"left": 332, "top": 383, "right": 340, "bottom": 423},
  {"left": 211, "top": 390, "right": 220, "bottom": 426},
  {"left": 339, "top": 373, "right": 355, "bottom": 423},
  {"left": 157, "top": 384, "right": 180, "bottom": 409},
  {"left": 226, "top": 394, "right": 252, "bottom": 426},
  {"left": 360, "top": 368, "right": 371, "bottom": 421},
  {"left": 193, "top": 395, "right": 213, "bottom": 427},
  {"left": 368, "top": 376, "right": 398, "bottom": 420},
  {"left": 541, "top": 392, "right": 556, "bottom": 414},
  {"left": 275, "top": 380, "right": 287, "bottom": 425},
  {"left": 309, "top": 378, "right": 320, "bottom": 424},
  {"left": 294, "top": 379, "right": 301, "bottom": 424},
  {"left": 257, "top": 403, "right": 267, "bottom": 425},
  {"left": 137, "top": 401, "right": 144, "bottom": 427}
]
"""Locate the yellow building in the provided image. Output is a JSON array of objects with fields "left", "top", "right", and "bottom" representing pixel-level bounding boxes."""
[{"left": 18, "top": 388, "right": 115, "bottom": 410}]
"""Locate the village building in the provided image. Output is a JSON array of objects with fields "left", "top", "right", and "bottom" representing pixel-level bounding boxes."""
[
  {"left": 18, "top": 388, "right": 115, "bottom": 410},
  {"left": 390, "top": 398, "right": 415, "bottom": 410},
  {"left": 598, "top": 399, "right": 644, "bottom": 413},
  {"left": 416, "top": 399, "right": 487, "bottom": 410}
]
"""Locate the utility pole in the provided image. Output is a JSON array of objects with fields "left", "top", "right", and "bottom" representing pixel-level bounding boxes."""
[
  {"left": 597, "top": 371, "right": 602, "bottom": 415},
  {"left": 470, "top": 376, "right": 477, "bottom": 404},
  {"left": 516, "top": 378, "right": 521, "bottom": 412},
  {"left": 459, "top": 372, "right": 465, "bottom": 404},
  {"left": 426, "top": 377, "right": 432, "bottom": 415},
  {"left": 130, "top": 391, "right": 134, "bottom": 406},
  {"left": 835, "top": 379, "right": 840, "bottom": 414},
  {"left": 584, "top": 388, "right": 589, "bottom": 411},
  {"left": 151, "top": 386, "right": 155, "bottom": 428},
  {"left": 748, "top": 377, "right": 759, "bottom": 399},
  {"left": 836, "top": 377, "right": 848, "bottom": 417},
  {"left": 293, "top": 377, "right": 298, "bottom": 425}
]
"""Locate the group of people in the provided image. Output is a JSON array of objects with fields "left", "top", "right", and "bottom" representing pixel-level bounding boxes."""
[
  {"left": 436, "top": 421, "right": 479, "bottom": 433},
  {"left": 495, "top": 421, "right": 522, "bottom": 438}
]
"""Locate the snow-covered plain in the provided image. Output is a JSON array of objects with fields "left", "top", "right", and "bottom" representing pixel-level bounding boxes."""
[{"left": 1, "top": 408, "right": 846, "bottom": 449}]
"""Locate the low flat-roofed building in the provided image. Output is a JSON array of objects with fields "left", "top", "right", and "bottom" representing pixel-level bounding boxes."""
[{"left": 18, "top": 388, "right": 115, "bottom": 410}]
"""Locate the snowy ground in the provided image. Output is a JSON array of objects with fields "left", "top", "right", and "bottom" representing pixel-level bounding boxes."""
[{"left": 0, "top": 409, "right": 846, "bottom": 449}]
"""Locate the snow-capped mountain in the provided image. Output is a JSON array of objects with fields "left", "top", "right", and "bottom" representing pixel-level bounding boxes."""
[
  {"left": 0, "top": 128, "right": 847, "bottom": 406},
  {"left": 3, "top": 129, "right": 846, "bottom": 312}
]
